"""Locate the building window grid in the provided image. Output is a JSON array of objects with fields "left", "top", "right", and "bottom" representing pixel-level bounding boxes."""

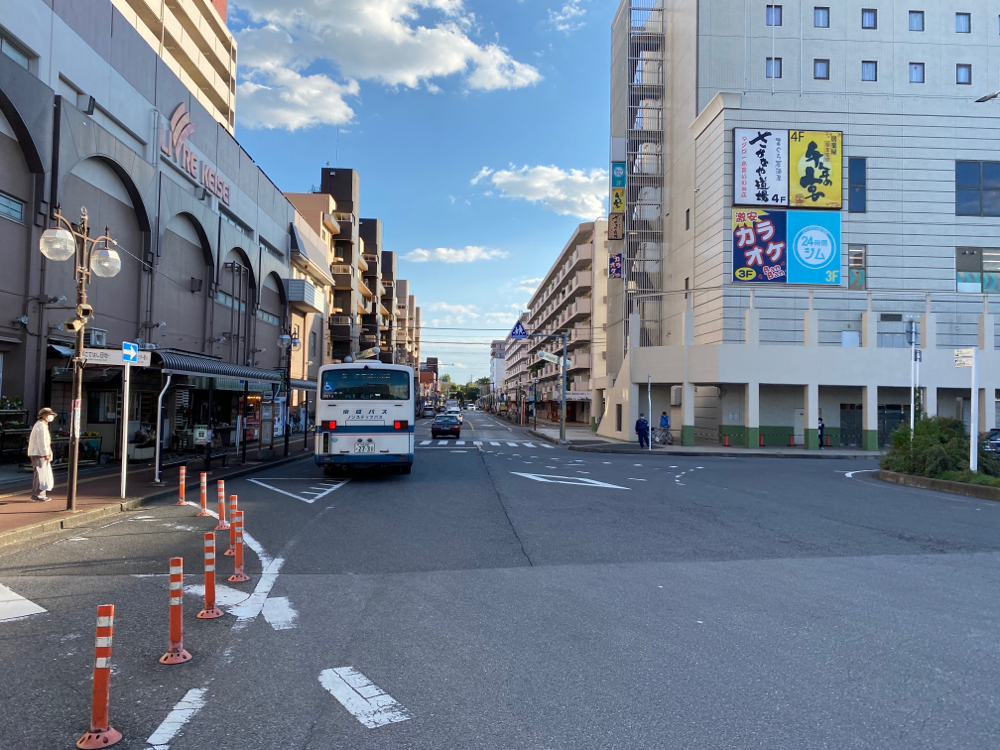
[
  {"left": 955, "top": 160, "right": 1000, "bottom": 217},
  {"left": 956, "top": 247, "right": 1000, "bottom": 294},
  {"left": 766, "top": 57, "right": 782, "bottom": 79},
  {"left": 256, "top": 309, "right": 280, "bottom": 326},
  {"left": 766, "top": 5, "right": 782, "bottom": 26},
  {"left": 814, "top": 7, "right": 830, "bottom": 28},
  {"left": 848, "top": 157, "right": 867, "bottom": 213},
  {"left": 956, "top": 13, "right": 971, "bottom": 33},
  {"left": 0, "top": 191, "right": 25, "bottom": 223},
  {"left": 0, "top": 34, "right": 29, "bottom": 70},
  {"left": 862, "top": 8, "right": 877, "bottom": 29},
  {"left": 260, "top": 241, "right": 283, "bottom": 260},
  {"left": 957, "top": 64, "right": 972, "bottom": 85},
  {"left": 909, "top": 10, "right": 924, "bottom": 31},
  {"left": 909, "top": 62, "right": 925, "bottom": 83},
  {"left": 814, "top": 59, "right": 830, "bottom": 80},
  {"left": 848, "top": 246, "right": 866, "bottom": 290},
  {"left": 861, "top": 61, "right": 877, "bottom": 81}
]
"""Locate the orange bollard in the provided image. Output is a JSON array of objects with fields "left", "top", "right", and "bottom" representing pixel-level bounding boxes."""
[
  {"left": 788, "top": 433, "right": 795, "bottom": 447},
  {"left": 159, "top": 557, "right": 193, "bottom": 664},
  {"left": 723, "top": 434, "right": 730, "bottom": 447},
  {"left": 228, "top": 511, "right": 249, "bottom": 582},
  {"left": 197, "top": 533, "right": 224, "bottom": 619},
  {"left": 759, "top": 434, "right": 765, "bottom": 447},
  {"left": 76, "top": 604, "right": 122, "bottom": 749},
  {"left": 197, "top": 472, "right": 211, "bottom": 517},
  {"left": 214, "top": 480, "right": 229, "bottom": 531},
  {"left": 174, "top": 466, "right": 187, "bottom": 506},
  {"left": 224, "top": 495, "right": 237, "bottom": 556}
]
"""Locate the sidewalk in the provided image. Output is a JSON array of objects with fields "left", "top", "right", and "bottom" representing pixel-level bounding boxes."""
[{"left": 0, "top": 444, "right": 316, "bottom": 552}]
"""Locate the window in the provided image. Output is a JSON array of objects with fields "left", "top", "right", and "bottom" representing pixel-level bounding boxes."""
[
  {"left": 955, "top": 161, "right": 1000, "bottom": 216},
  {"left": 848, "top": 157, "right": 867, "bottom": 213},
  {"left": 310, "top": 331, "right": 317, "bottom": 358},
  {"left": 862, "top": 8, "right": 877, "bottom": 28},
  {"left": 87, "top": 391, "right": 119, "bottom": 424},
  {"left": 814, "top": 7, "right": 830, "bottom": 27},
  {"left": 766, "top": 5, "right": 782, "bottom": 25},
  {"left": 766, "top": 57, "right": 782, "bottom": 78},
  {"left": 956, "top": 12, "right": 971, "bottom": 33},
  {"left": 908, "top": 10, "right": 924, "bottom": 31},
  {"left": 685, "top": 208, "right": 691, "bottom": 229},
  {"left": 848, "top": 246, "right": 866, "bottom": 290},
  {"left": 216, "top": 291, "right": 247, "bottom": 313},
  {"left": 321, "top": 368, "right": 410, "bottom": 400},
  {"left": 0, "top": 32, "right": 30, "bottom": 70},
  {"left": 957, "top": 64, "right": 972, "bottom": 84},
  {"left": 861, "top": 61, "right": 877, "bottom": 81},
  {"left": 616, "top": 403, "right": 622, "bottom": 432},
  {"left": 0, "top": 191, "right": 25, "bottom": 223},
  {"left": 260, "top": 241, "right": 283, "bottom": 260},
  {"left": 814, "top": 59, "right": 830, "bottom": 79},
  {"left": 956, "top": 248, "right": 1000, "bottom": 293},
  {"left": 909, "top": 62, "right": 925, "bottom": 83},
  {"left": 256, "top": 309, "right": 280, "bottom": 326},
  {"left": 220, "top": 209, "right": 254, "bottom": 239}
]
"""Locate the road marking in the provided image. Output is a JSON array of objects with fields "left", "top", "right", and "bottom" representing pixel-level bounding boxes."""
[
  {"left": 262, "top": 596, "right": 298, "bottom": 630},
  {"left": 474, "top": 441, "right": 482, "bottom": 445},
  {"left": 507, "top": 442, "right": 519, "bottom": 446},
  {"left": 248, "top": 478, "right": 348, "bottom": 505},
  {"left": 420, "top": 440, "right": 431, "bottom": 445},
  {"left": 523, "top": 442, "right": 536, "bottom": 448},
  {"left": 456, "top": 441, "right": 466, "bottom": 445},
  {"left": 842, "top": 469, "right": 877, "bottom": 478},
  {"left": 438, "top": 440, "right": 448, "bottom": 446},
  {"left": 319, "top": 667, "right": 411, "bottom": 729},
  {"left": 146, "top": 687, "right": 208, "bottom": 749},
  {"left": 540, "top": 444, "right": 554, "bottom": 449},
  {"left": 510, "top": 472, "right": 630, "bottom": 489},
  {"left": 231, "top": 557, "right": 285, "bottom": 631},
  {"left": 0, "top": 583, "right": 46, "bottom": 623},
  {"left": 185, "top": 501, "right": 273, "bottom": 568},
  {"left": 628, "top": 478, "right": 647, "bottom": 481},
  {"left": 490, "top": 442, "right": 500, "bottom": 446}
]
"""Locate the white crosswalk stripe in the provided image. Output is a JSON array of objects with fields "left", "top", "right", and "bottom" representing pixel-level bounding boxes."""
[
  {"left": 490, "top": 441, "right": 500, "bottom": 446},
  {"left": 506, "top": 442, "right": 518, "bottom": 446},
  {"left": 420, "top": 440, "right": 431, "bottom": 445},
  {"left": 540, "top": 443, "right": 554, "bottom": 449},
  {"left": 416, "top": 440, "right": 558, "bottom": 450},
  {"left": 456, "top": 441, "right": 466, "bottom": 445},
  {"left": 523, "top": 442, "right": 536, "bottom": 448},
  {"left": 438, "top": 440, "right": 448, "bottom": 445},
  {"left": 473, "top": 441, "right": 482, "bottom": 446}
]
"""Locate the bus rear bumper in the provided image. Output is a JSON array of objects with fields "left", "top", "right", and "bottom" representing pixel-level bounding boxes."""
[{"left": 315, "top": 453, "right": 414, "bottom": 466}]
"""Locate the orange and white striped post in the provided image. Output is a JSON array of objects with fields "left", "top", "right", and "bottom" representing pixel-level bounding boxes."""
[
  {"left": 214, "top": 480, "right": 229, "bottom": 531},
  {"left": 228, "top": 511, "right": 249, "bottom": 582},
  {"left": 159, "top": 557, "right": 193, "bottom": 664},
  {"left": 76, "top": 604, "right": 122, "bottom": 749},
  {"left": 196, "top": 472, "right": 210, "bottom": 517},
  {"left": 224, "top": 495, "right": 238, "bottom": 556},
  {"left": 197, "top": 533, "right": 224, "bottom": 619},
  {"left": 174, "top": 466, "right": 187, "bottom": 506}
]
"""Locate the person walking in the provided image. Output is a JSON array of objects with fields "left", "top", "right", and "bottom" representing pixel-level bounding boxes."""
[
  {"left": 817, "top": 418, "right": 825, "bottom": 449},
  {"left": 635, "top": 412, "right": 650, "bottom": 449},
  {"left": 28, "top": 407, "right": 56, "bottom": 502}
]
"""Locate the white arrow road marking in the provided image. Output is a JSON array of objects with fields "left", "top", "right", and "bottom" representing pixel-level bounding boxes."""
[
  {"left": 261, "top": 596, "right": 298, "bottom": 630},
  {"left": 0, "top": 583, "right": 46, "bottom": 623},
  {"left": 840, "top": 469, "right": 877, "bottom": 478},
  {"left": 248, "top": 478, "right": 348, "bottom": 504},
  {"left": 146, "top": 687, "right": 208, "bottom": 749},
  {"left": 509, "top": 472, "right": 631, "bottom": 489},
  {"left": 319, "top": 668, "right": 410, "bottom": 729},
  {"left": 230, "top": 557, "right": 285, "bottom": 631}
]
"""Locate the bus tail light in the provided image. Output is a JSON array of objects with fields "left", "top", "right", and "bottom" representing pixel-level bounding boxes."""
[
  {"left": 327, "top": 420, "right": 337, "bottom": 430},
  {"left": 393, "top": 420, "right": 408, "bottom": 430}
]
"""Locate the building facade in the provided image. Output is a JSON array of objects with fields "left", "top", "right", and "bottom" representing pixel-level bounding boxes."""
[{"left": 604, "top": 0, "right": 1000, "bottom": 449}]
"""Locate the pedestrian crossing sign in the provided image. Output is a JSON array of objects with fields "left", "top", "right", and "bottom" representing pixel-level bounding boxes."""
[{"left": 510, "top": 321, "right": 529, "bottom": 339}]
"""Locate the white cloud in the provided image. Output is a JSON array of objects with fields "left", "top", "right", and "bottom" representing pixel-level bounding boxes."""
[
  {"left": 470, "top": 166, "right": 493, "bottom": 185},
  {"left": 402, "top": 246, "right": 509, "bottom": 263},
  {"left": 549, "top": 0, "right": 587, "bottom": 33},
  {"left": 516, "top": 277, "right": 543, "bottom": 294},
  {"left": 232, "top": 0, "right": 541, "bottom": 130},
  {"left": 474, "top": 164, "right": 607, "bottom": 219}
]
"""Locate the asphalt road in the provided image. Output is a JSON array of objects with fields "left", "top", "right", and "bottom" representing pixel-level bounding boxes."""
[{"left": 2, "top": 411, "right": 1000, "bottom": 749}]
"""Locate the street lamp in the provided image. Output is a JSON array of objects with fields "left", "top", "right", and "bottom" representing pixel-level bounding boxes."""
[
  {"left": 39, "top": 207, "right": 120, "bottom": 511},
  {"left": 277, "top": 328, "right": 301, "bottom": 456}
]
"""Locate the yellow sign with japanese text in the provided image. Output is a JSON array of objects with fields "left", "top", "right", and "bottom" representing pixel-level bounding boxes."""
[
  {"left": 789, "top": 130, "right": 842, "bottom": 209},
  {"left": 610, "top": 188, "right": 625, "bottom": 213}
]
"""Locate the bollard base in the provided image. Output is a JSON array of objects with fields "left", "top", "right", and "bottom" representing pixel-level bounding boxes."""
[
  {"left": 214, "top": 521, "right": 230, "bottom": 531},
  {"left": 196, "top": 509, "right": 212, "bottom": 517},
  {"left": 228, "top": 572, "right": 250, "bottom": 582},
  {"left": 76, "top": 727, "right": 122, "bottom": 748},
  {"left": 223, "top": 548, "right": 235, "bottom": 556},
  {"left": 196, "top": 606, "right": 224, "bottom": 619},
  {"left": 158, "top": 648, "right": 193, "bottom": 665},
  {"left": 174, "top": 499, "right": 186, "bottom": 506}
]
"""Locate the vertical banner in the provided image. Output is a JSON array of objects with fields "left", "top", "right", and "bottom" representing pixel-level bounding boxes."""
[
  {"left": 786, "top": 211, "right": 841, "bottom": 285},
  {"left": 608, "top": 212, "right": 624, "bottom": 240},
  {"left": 608, "top": 253, "right": 623, "bottom": 279},
  {"left": 789, "top": 130, "right": 842, "bottom": 208},
  {"left": 732, "top": 209, "right": 787, "bottom": 283},
  {"left": 610, "top": 162, "right": 626, "bottom": 188},
  {"left": 734, "top": 128, "right": 788, "bottom": 206},
  {"left": 610, "top": 188, "right": 625, "bottom": 213}
]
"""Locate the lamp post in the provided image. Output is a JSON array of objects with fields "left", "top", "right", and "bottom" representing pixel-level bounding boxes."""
[
  {"left": 39, "top": 207, "right": 121, "bottom": 511},
  {"left": 277, "top": 328, "right": 301, "bottom": 457}
]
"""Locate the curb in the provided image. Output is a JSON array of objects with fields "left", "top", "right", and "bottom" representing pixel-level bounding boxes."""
[
  {"left": 878, "top": 468, "right": 1000, "bottom": 501},
  {"left": 568, "top": 444, "right": 879, "bottom": 458},
  {"left": 0, "top": 453, "right": 314, "bottom": 553}
]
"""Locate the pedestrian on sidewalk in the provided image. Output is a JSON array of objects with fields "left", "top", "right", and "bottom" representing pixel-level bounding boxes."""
[
  {"left": 635, "top": 412, "right": 650, "bottom": 449},
  {"left": 817, "top": 418, "right": 825, "bottom": 449},
  {"left": 28, "top": 408, "right": 56, "bottom": 502}
]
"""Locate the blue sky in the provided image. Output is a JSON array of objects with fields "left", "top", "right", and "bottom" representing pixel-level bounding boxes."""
[{"left": 228, "top": 0, "right": 612, "bottom": 382}]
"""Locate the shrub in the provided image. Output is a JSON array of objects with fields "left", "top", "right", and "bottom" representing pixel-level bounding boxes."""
[{"left": 880, "top": 416, "right": 1000, "bottom": 478}]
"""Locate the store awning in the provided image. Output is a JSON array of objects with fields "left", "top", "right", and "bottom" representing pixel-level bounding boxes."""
[
  {"left": 290, "top": 378, "right": 316, "bottom": 391},
  {"left": 154, "top": 352, "right": 282, "bottom": 384}
]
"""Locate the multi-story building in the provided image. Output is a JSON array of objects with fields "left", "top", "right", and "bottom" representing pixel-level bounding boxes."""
[
  {"left": 502, "top": 313, "right": 531, "bottom": 418},
  {"left": 380, "top": 251, "right": 398, "bottom": 364},
  {"left": 359, "top": 218, "right": 384, "bottom": 358},
  {"left": 489, "top": 340, "right": 506, "bottom": 400},
  {"left": 603, "top": 0, "right": 1000, "bottom": 449}
]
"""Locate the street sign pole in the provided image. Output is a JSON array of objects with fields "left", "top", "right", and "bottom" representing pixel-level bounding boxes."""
[
  {"left": 560, "top": 331, "right": 567, "bottom": 445},
  {"left": 120, "top": 362, "right": 130, "bottom": 499},
  {"left": 908, "top": 320, "right": 916, "bottom": 433},
  {"left": 971, "top": 347, "right": 979, "bottom": 473}
]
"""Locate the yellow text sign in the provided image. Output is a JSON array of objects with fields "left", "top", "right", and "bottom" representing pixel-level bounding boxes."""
[{"left": 789, "top": 130, "right": 841, "bottom": 208}]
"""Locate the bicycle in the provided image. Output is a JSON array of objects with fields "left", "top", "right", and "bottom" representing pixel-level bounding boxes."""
[{"left": 652, "top": 427, "right": 673, "bottom": 445}]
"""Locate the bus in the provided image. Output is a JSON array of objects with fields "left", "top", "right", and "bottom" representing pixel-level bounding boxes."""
[{"left": 314, "top": 362, "right": 415, "bottom": 475}]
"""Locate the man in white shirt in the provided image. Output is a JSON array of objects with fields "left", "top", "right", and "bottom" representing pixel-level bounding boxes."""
[{"left": 28, "top": 408, "right": 56, "bottom": 502}]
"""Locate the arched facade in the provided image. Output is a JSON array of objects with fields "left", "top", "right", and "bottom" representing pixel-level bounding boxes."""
[
  {"left": 218, "top": 247, "right": 257, "bottom": 366},
  {"left": 154, "top": 212, "right": 214, "bottom": 351}
]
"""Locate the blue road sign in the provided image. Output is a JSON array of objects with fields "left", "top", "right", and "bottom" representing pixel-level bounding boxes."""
[
  {"left": 122, "top": 341, "right": 138, "bottom": 362},
  {"left": 510, "top": 321, "right": 529, "bottom": 339}
]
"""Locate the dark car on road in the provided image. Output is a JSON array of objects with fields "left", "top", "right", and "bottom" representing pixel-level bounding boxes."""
[
  {"left": 431, "top": 414, "right": 461, "bottom": 439},
  {"left": 984, "top": 428, "right": 1000, "bottom": 454}
]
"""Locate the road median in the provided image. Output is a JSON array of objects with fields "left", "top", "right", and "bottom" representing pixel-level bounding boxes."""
[{"left": 879, "top": 469, "right": 1000, "bottom": 502}]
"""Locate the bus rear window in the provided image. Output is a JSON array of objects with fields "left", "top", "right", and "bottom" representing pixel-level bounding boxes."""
[{"left": 321, "top": 369, "right": 410, "bottom": 400}]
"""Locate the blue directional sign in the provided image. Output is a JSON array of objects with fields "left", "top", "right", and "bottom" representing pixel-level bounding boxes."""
[
  {"left": 510, "top": 321, "right": 529, "bottom": 339},
  {"left": 121, "top": 341, "right": 138, "bottom": 362}
]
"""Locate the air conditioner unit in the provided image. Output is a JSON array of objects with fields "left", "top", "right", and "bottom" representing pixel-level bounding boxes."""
[
  {"left": 83, "top": 328, "right": 107, "bottom": 346},
  {"left": 670, "top": 385, "right": 682, "bottom": 406}
]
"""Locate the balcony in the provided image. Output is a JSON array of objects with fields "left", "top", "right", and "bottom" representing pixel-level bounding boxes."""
[
  {"left": 359, "top": 278, "right": 373, "bottom": 299},
  {"left": 568, "top": 352, "right": 591, "bottom": 371},
  {"left": 363, "top": 254, "right": 379, "bottom": 267},
  {"left": 284, "top": 279, "right": 323, "bottom": 314},
  {"left": 562, "top": 298, "right": 592, "bottom": 327},
  {"left": 322, "top": 212, "right": 340, "bottom": 236},
  {"left": 357, "top": 254, "right": 368, "bottom": 272},
  {"left": 328, "top": 315, "right": 354, "bottom": 341}
]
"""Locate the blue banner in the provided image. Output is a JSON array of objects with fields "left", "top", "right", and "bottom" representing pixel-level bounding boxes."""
[
  {"left": 732, "top": 209, "right": 787, "bottom": 283},
  {"left": 610, "top": 162, "right": 626, "bottom": 188},
  {"left": 786, "top": 211, "right": 841, "bottom": 285}
]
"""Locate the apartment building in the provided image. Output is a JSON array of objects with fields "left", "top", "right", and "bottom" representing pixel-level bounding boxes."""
[
  {"left": 489, "top": 340, "right": 506, "bottom": 398},
  {"left": 604, "top": 0, "right": 1000, "bottom": 449},
  {"left": 110, "top": 0, "right": 237, "bottom": 131},
  {"left": 380, "top": 250, "right": 398, "bottom": 365},
  {"left": 393, "top": 279, "right": 421, "bottom": 368}
]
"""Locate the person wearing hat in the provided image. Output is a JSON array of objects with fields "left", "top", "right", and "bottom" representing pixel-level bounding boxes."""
[{"left": 28, "top": 408, "right": 56, "bottom": 502}]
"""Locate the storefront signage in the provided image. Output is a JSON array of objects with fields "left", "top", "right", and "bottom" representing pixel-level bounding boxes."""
[
  {"left": 160, "top": 103, "right": 232, "bottom": 205},
  {"left": 735, "top": 128, "right": 788, "bottom": 206},
  {"left": 608, "top": 252, "right": 623, "bottom": 279},
  {"left": 732, "top": 209, "right": 841, "bottom": 285},
  {"left": 82, "top": 348, "right": 151, "bottom": 366},
  {"left": 608, "top": 213, "right": 624, "bottom": 240},
  {"left": 610, "top": 188, "right": 625, "bottom": 213},
  {"left": 789, "top": 130, "right": 842, "bottom": 208},
  {"left": 610, "top": 162, "right": 626, "bottom": 188}
]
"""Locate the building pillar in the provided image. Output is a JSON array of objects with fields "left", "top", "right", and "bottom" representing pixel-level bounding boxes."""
[
  {"left": 681, "top": 381, "right": 695, "bottom": 446},
  {"left": 745, "top": 382, "right": 759, "bottom": 448},
  {"left": 979, "top": 386, "right": 996, "bottom": 433},
  {"left": 804, "top": 382, "right": 819, "bottom": 449},
  {"left": 923, "top": 385, "right": 937, "bottom": 419},
  {"left": 861, "top": 384, "right": 879, "bottom": 451}
]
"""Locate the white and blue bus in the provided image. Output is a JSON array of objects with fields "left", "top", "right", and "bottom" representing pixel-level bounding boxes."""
[{"left": 314, "top": 362, "right": 415, "bottom": 475}]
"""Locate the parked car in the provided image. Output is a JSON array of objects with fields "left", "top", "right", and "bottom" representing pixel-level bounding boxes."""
[
  {"left": 984, "top": 428, "right": 1000, "bottom": 454},
  {"left": 431, "top": 415, "right": 461, "bottom": 439}
]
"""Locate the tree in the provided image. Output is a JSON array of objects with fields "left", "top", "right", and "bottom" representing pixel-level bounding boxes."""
[{"left": 476, "top": 376, "right": 490, "bottom": 387}]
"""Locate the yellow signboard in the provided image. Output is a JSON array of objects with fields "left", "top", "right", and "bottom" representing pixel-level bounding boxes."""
[
  {"left": 610, "top": 188, "right": 625, "bottom": 213},
  {"left": 789, "top": 130, "right": 841, "bottom": 208}
]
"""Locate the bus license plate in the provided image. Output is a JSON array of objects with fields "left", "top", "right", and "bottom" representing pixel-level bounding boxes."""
[{"left": 354, "top": 443, "right": 375, "bottom": 453}]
